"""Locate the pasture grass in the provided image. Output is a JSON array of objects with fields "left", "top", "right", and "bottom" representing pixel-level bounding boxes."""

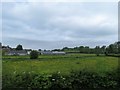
[{"left": 2, "top": 54, "right": 118, "bottom": 76}]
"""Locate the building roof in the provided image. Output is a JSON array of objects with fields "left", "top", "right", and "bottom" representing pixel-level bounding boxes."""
[
  {"left": 41, "top": 51, "right": 65, "bottom": 55},
  {"left": 7, "top": 50, "right": 27, "bottom": 54}
]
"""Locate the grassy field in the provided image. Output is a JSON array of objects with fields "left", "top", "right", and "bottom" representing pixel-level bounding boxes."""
[{"left": 2, "top": 54, "right": 118, "bottom": 76}]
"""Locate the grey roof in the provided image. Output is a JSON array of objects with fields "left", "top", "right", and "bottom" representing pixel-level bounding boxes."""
[
  {"left": 41, "top": 51, "right": 66, "bottom": 55},
  {"left": 7, "top": 50, "right": 27, "bottom": 54},
  {"left": 52, "top": 51, "right": 65, "bottom": 54}
]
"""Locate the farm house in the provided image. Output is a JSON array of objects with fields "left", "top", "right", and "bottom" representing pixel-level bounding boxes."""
[{"left": 5, "top": 50, "right": 28, "bottom": 55}]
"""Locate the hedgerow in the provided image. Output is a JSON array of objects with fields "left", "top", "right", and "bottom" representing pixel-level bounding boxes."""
[{"left": 2, "top": 70, "right": 120, "bottom": 89}]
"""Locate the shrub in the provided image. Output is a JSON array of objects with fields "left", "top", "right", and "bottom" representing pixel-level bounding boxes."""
[{"left": 30, "top": 50, "right": 38, "bottom": 59}]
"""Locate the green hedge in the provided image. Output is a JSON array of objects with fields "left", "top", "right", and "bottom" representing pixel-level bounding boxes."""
[{"left": 2, "top": 70, "right": 120, "bottom": 89}]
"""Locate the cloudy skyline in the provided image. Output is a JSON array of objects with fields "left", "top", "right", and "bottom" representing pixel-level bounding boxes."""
[{"left": 1, "top": 2, "right": 118, "bottom": 50}]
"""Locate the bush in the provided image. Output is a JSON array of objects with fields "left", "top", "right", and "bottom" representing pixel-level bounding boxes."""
[{"left": 30, "top": 50, "right": 38, "bottom": 59}]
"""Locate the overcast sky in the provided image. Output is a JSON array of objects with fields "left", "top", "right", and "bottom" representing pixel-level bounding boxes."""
[{"left": 1, "top": 2, "right": 118, "bottom": 50}]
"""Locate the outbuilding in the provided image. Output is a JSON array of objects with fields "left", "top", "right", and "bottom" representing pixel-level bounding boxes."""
[{"left": 41, "top": 51, "right": 66, "bottom": 55}]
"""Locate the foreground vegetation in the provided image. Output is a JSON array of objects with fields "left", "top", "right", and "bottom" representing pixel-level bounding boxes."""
[
  {"left": 2, "top": 54, "right": 119, "bottom": 89},
  {"left": 3, "top": 69, "right": 120, "bottom": 89}
]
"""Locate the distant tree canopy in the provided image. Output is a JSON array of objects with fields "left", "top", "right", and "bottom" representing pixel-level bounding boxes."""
[
  {"left": 106, "top": 42, "right": 119, "bottom": 54},
  {"left": 52, "top": 49, "right": 61, "bottom": 51},
  {"left": 101, "top": 46, "right": 106, "bottom": 54},
  {"left": 38, "top": 49, "right": 41, "bottom": 51},
  {"left": 16, "top": 44, "right": 23, "bottom": 50},
  {"left": 2, "top": 41, "right": 120, "bottom": 56},
  {"left": 62, "top": 47, "right": 69, "bottom": 51},
  {"left": 95, "top": 46, "right": 100, "bottom": 56},
  {"left": 60, "top": 41, "right": 120, "bottom": 56}
]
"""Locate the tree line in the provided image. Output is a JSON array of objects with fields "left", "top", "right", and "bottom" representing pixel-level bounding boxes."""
[
  {"left": 53, "top": 41, "right": 120, "bottom": 56},
  {"left": 2, "top": 41, "right": 120, "bottom": 57}
]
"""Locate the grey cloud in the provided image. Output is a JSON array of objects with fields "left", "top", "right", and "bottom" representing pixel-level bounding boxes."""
[{"left": 2, "top": 2, "right": 118, "bottom": 49}]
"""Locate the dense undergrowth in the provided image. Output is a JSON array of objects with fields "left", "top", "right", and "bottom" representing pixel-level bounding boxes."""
[{"left": 2, "top": 69, "right": 120, "bottom": 90}]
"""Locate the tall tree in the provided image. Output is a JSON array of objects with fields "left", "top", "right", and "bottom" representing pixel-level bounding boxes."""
[
  {"left": 62, "top": 47, "right": 69, "bottom": 51},
  {"left": 79, "top": 46, "right": 84, "bottom": 53},
  {"left": 117, "top": 42, "right": 120, "bottom": 53},
  {"left": 95, "top": 46, "right": 100, "bottom": 56},
  {"left": 84, "top": 46, "right": 89, "bottom": 53},
  {"left": 108, "top": 44, "right": 114, "bottom": 53},
  {"left": 16, "top": 44, "right": 23, "bottom": 50},
  {"left": 101, "top": 46, "right": 106, "bottom": 54}
]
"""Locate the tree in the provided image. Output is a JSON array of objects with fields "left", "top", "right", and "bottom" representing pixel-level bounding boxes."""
[
  {"left": 62, "top": 47, "right": 69, "bottom": 50},
  {"left": 101, "top": 46, "right": 106, "bottom": 54},
  {"left": 30, "top": 50, "right": 38, "bottom": 59},
  {"left": 107, "top": 44, "right": 115, "bottom": 54},
  {"left": 79, "top": 46, "right": 84, "bottom": 53},
  {"left": 95, "top": 46, "right": 100, "bottom": 56},
  {"left": 84, "top": 46, "right": 89, "bottom": 53},
  {"left": 112, "top": 42, "right": 120, "bottom": 54},
  {"left": 118, "top": 42, "right": 120, "bottom": 54},
  {"left": 38, "top": 49, "right": 41, "bottom": 51},
  {"left": 52, "top": 49, "right": 61, "bottom": 51},
  {"left": 16, "top": 44, "right": 23, "bottom": 50}
]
